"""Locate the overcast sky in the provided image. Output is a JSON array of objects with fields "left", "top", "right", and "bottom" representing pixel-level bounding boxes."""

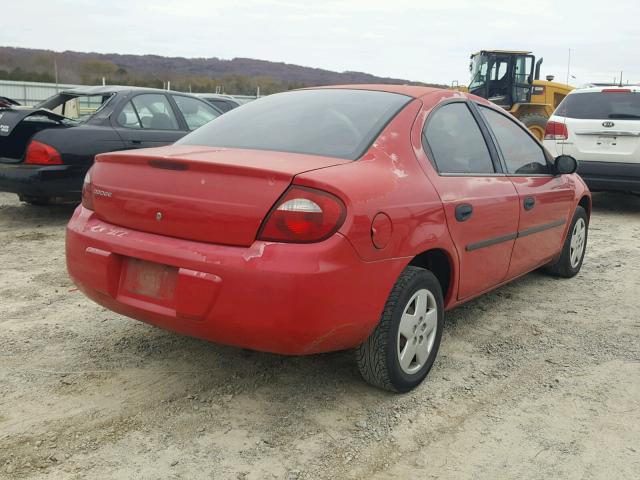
[{"left": 2, "top": 0, "right": 639, "bottom": 86}]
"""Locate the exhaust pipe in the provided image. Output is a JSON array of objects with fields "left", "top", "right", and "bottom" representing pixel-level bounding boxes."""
[{"left": 534, "top": 57, "right": 544, "bottom": 80}]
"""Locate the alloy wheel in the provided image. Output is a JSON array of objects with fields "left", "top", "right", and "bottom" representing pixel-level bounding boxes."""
[{"left": 397, "top": 289, "right": 438, "bottom": 374}]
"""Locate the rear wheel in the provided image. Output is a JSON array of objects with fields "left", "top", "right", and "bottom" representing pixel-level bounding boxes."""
[
  {"left": 545, "top": 206, "right": 588, "bottom": 278},
  {"left": 356, "top": 266, "right": 444, "bottom": 393},
  {"left": 518, "top": 113, "right": 548, "bottom": 141}
]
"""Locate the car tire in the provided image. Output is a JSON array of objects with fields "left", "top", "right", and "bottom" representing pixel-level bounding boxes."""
[
  {"left": 19, "top": 195, "right": 54, "bottom": 206},
  {"left": 356, "top": 266, "right": 444, "bottom": 393},
  {"left": 545, "top": 206, "right": 588, "bottom": 278},
  {"left": 519, "top": 113, "right": 548, "bottom": 141}
]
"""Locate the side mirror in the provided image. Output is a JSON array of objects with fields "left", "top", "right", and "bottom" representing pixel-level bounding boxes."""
[{"left": 554, "top": 155, "right": 578, "bottom": 175}]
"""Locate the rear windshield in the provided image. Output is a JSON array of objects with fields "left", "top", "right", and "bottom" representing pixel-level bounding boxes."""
[
  {"left": 37, "top": 93, "right": 114, "bottom": 123},
  {"left": 555, "top": 91, "right": 640, "bottom": 120},
  {"left": 177, "top": 89, "right": 412, "bottom": 160}
]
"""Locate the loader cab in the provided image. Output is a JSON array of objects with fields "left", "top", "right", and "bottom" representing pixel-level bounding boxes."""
[{"left": 468, "top": 50, "right": 537, "bottom": 109}]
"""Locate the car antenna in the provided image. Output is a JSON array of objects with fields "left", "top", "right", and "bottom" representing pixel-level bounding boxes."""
[{"left": 561, "top": 48, "right": 571, "bottom": 157}]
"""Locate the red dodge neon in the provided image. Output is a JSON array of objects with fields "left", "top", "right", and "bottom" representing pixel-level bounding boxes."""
[{"left": 66, "top": 85, "right": 590, "bottom": 392}]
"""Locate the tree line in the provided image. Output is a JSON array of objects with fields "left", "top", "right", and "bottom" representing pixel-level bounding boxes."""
[{"left": 0, "top": 60, "right": 310, "bottom": 95}]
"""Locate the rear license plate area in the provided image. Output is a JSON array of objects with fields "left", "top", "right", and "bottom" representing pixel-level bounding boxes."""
[
  {"left": 121, "top": 258, "right": 177, "bottom": 303},
  {"left": 597, "top": 136, "right": 617, "bottom": 147}
]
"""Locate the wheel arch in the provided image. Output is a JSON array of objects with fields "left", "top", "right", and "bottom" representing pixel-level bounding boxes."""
[
  {"left": 406, "top": 248, "right": 455, "bottom": 306},
  {"left": 578, "top": 195, "right": 591, "bottom": 219}
]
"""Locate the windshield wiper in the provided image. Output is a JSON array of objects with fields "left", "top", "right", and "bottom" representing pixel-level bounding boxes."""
[{"left": 608, "top": 113, "right": 640, "bottom": 119}]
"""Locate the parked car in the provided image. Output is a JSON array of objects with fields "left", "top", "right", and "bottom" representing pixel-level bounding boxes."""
[
  {"left": 66, "top": 86, "right": 590, "bottom": 392},
  {"left": 196, "top": 93, "right": 242, "bottom": 112},
  {"left": 0, "top": 85, "right": 221, "bottom": 205},
  {"left": 0, "top": 96, "right": 20, "bottom": 107},
  {"left": 543, "top": 85, "right": 640, "bottom": 193}
]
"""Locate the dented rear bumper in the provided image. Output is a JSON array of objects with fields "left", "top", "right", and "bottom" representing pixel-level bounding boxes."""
[{"left": 66, "top": 206, "right": 406, "bottom": 355}]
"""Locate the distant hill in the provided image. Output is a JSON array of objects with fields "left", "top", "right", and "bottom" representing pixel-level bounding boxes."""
[{"left": 0, "top": 46, "right": 445, "bottom": 95}]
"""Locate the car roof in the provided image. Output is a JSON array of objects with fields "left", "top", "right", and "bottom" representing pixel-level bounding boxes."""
[
  {"left": 472, "top": 50, "right": 532, "bottom": 56},
  {"left": 58, "top": 85, "right": 176, "bottom": 96},
  {"left": 570, "top": 85, "right": 640, "bottom": 94},
  {"left": 310, "top": 84, "right": 448, "bottom": 99},
  {"left": 195, "top": 93, "right": 239, "bottom": 101}
]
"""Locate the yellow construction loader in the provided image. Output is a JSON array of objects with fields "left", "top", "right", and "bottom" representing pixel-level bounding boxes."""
[{"left": 455, "top": 50, "right": 573, "bottom": 140}]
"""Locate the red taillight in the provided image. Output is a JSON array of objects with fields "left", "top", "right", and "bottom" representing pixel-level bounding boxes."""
[
  {"left": 258, "top": 186, "right": 346, "bottom": 243},
  {"left": 544, "top": 121, "right": 568, "bottom": 140},
  {"left": 602, "top": 88, "right": 631, "bottom": 93},
  {"left": 25, "top": 140, "right": 63, "bottom": 165},
  {"left": 81, "top": 168, "right": 94, "bottom": 210}
]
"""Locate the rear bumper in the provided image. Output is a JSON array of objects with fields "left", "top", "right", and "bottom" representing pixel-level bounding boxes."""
[
  {"left": 577, "top": 160, "right": 640, "bottom": 192},
  {"left": 0, "top": 162, "right": 85, "bottom": 200},
  {"left": 66, "top": 207, "right": 407, "bottom": 355}
]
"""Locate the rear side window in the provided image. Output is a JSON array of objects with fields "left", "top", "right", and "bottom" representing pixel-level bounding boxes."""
[
  {"left": 42, "top": 93, "right": 114, "bottom": 123},
  {"left": 177, "top": 89, "right": 411, "bottom": 160},
  {"left": 479, "top": 106, "right": 549, "bottom": 174},
  {"left": 555, "top": 91, "right": 640, "bottom": 119},
  {"left": 172, "top": 95, "right": 220, "bottom": 130},
  {"left": 131, "top": 94, "right": 179, "bottom": 130},
  {"left": 423, "top": 102, "right": 495, "bottom": 174}
]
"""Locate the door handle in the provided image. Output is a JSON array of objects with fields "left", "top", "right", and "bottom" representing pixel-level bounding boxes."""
[
  {"left": 130, "top": 139, "right": 142, "bottom": 145},
  {"left": 455, "top": 203, "right": 473, "bottom": 222},
  {"left": 523, "top": 196, "right": 536, "bottom": 211}
]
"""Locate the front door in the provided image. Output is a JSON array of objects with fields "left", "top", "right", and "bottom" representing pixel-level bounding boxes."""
[
  {"left": 478, "top": 105, "right": 574, "bottom": 277},
  {"left": 422, "top": 101, "right": 520, "bottom": 300}
]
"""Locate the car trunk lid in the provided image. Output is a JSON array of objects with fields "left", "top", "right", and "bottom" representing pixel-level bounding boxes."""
[
  {"left": 90, "top": 145, "right": 351, "bottom": 246},
  {"left": 0, "top": 108, "right": 73, "bottom": 162}
]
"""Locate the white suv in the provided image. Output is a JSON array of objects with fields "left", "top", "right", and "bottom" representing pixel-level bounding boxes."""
[{"left": 543, "top": 85, "right": 640, "bottom": 193}]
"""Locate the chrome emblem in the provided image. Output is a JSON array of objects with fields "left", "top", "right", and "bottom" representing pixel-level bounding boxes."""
[
  {"left": 94, "top": 189, "right": 112, "bottom": 198},
  {"left": 602, "top": 121, "right": 615, "bottom": 128},
  {"left": 155, "top": 212, "right": 163, "bottom": 221}
]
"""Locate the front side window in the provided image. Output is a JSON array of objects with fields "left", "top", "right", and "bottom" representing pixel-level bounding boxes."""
[
  {"left": 117, "top": 101, "right": 141, "bottom": 129},
  {"left": 423, "top": 102, "right": 495, "bottom": 174},
  {"left": 177, "top": 89, "right": 411, "bottom": 160},
  {"left": 479, "top": 106, "right": 549, "bottom": 174},
  {"left": 172, "top": 95, "right": 220, "bottom": 130},
  {"left": 131, "top": 94, "right": 179, "bottom": 130}
]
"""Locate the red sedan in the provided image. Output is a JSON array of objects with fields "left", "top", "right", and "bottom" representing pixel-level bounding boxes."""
[{"left": 66, "top": 85, "right": 590, "bottom": 392}]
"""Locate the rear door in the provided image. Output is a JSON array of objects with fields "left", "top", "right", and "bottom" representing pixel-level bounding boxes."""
[
  {"left": 478, "top": 105, "right": 574, "bottom": 277},
  {"left": 113, "top": 93, "right": 186, "bottom": 149},
  {"left": 422, "top": 100, "right": 520, "bottom": 300}
]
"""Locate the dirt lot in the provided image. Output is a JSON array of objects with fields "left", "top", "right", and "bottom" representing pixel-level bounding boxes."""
[{"left": 0, "top": 191, "right": 638, "bottom": 479}]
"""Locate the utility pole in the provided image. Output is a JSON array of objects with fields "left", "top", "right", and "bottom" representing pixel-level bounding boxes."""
[{"left": 54, "top": 60, "right": 59, "bottom": 91}]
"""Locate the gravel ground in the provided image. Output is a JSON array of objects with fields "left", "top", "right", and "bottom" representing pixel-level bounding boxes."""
[{"left": 0, "top": 191, "right": 638, "bottom": 479}]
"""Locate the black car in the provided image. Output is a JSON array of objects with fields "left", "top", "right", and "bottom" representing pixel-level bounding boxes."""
[
  {"left": 0, "top": 85, "right": 221, "bottom": 204},
  {"left": 196, "top": 94, "right": 242, "bottom": 113},
  {"left": 0, "top": 96, "right": 20, "bottom": 108}
]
